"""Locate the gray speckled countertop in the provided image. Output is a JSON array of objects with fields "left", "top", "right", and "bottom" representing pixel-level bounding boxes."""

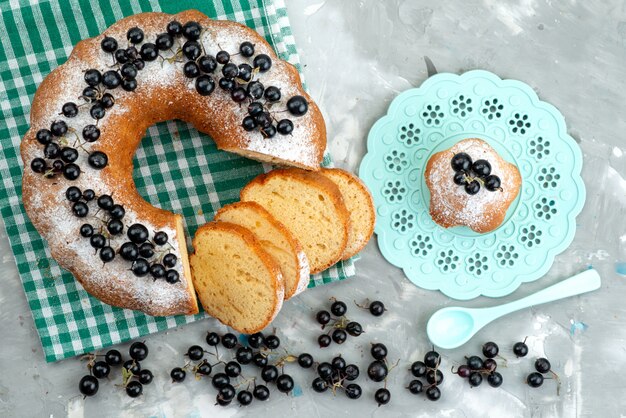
[{"left": 2, "top": 1, "right": 626, "bottom": 416}]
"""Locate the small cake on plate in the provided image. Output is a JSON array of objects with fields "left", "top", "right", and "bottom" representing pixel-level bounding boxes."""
[{"left": 425, "top": 138, "right": 521, "bottom": 233}]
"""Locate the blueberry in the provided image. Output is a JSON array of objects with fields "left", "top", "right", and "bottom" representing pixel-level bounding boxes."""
[
  {"left": 82, "top": 125, "right": 100, "bottom": 142},
  {"left": 88, "top": 151, "right": 108, "bottom": 169},
  {"left": 50, "top": 120, "right": 68, "bottom": 136},
  {"left": 465, "top": 180, "right": 481, "bottom": 195},
  {"left": 36, "top": 129, "right": 53, "bottom": 144},
  {"left": 102, "top": 70, "right": 122, "bottom": 89},
  {"left": 264, "top": 86, "right": 281, "bottom": 102},
  {"left": 126, "top": 27, "right": 144, "bottom": 44},
  {"left": 451, "top": 152, "right": 472, "bottom": 172},
  {"left": 156, "top": 33, "right": 174, "bottom": 51},
  {"left": 242, "top": 116, "right": 256, "bottom": 131},
  {"left": 246, "top": 81, "right": 264, "bottom": 99},
  {"left": 221, "top": 63, "right": 239, "bottom": 79},
  {"left": 122, "top": 79, "right": 137, "bottom": 92},
  {"left": 253, "top": 54, "right": 271, "bottom": 72},
  {"left": 216, "top": 50, "right": 230, "bottom": 64},
  {"left": 471, "top": 159, "right": 491, "bottom": 178},
  {"left": 84, "top": 69, "right": 102, "bottom": 86},
  {"left": 63, "top": 163, "right": 81, "bottom": 180},
  {"left": 182, "top": 21, "right": 202, "bottom": 40},
  {"left": 167, "top": 20, "right": 183, "bottom": 36},
  {"left": 485, "top": 175, "right": 502, "bottom": 192},
  {"left": 239, "top": 41, "right": 254, "bottom": 57},
  {"left": 62, "top": 102, "right": 78, "bottom": 117},
  {"left": 195, "top": 75, "right": 215, "bottom": 96},
  {"left": 140, "top": 43, "right": 158, "bottom": 61},
  {"left": 183, "top": 61, "right": 201, "bottom": 78},
  {"left": 182, "top": 41, "right": 201, "bottom": 60},
  {"left": 101, "top": 36, "right": 118, "bottom": 53},
  {"left": 276, "top": 119, "right": 293, "bottom": 135},
  {"left": 121, "top": 63, "right": 138, "bottom": 80},
  {"left": 198, "top": 55, "right": 217, "bottom": 73},
  {"left": 286, "top": 95, "right": 308, "bottom": 116},
  {"left": 44, "top": 142, "right": 60, "bottom": 159}
]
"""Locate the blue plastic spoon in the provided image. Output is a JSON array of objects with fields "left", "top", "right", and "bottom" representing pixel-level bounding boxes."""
[{"left": 426, "top": 269, "right": 601, "bottom": 349}]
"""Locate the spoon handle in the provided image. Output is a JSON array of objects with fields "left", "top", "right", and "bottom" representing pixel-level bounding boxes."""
[{"left": 482, "top": 269, "right": 601, "bottom": 320}]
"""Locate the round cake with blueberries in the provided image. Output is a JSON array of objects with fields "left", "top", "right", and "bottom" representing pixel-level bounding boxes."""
[
  {"left": 424, "top": 138, "right": 521, "bottom": 233},
  {"left": 19, "top": 10, "right": 326, "bottom": 316}
]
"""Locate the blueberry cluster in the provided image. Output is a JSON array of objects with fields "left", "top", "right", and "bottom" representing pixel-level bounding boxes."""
[
  {"left": 310, "top": 298, "right": 394, "bottom": 406},
  {"left": 451, "top": 339, "right": 560, "bottom": 392},
  {"left": 310, "top": 355, "right": 362, "bottom": 400},
  {"left": 367, "top": 343, "right": 392, "bottom": 405},
  {"left": 315, "top": 299, "right": 380, "bottom": 348},
  {"left": 527, "top": 357, "right": 555, "bottom": 388},
  {"left": 66, "top": 186, "right": 178, "bottom": 282},
  {"left": 164, "top": 19, "right": 308, "bottom": 138},
  {"left": 30, "top": 20, "right": 311, "bottom": 180},
  {"left": 31, "top": 120, "right": 81, "bottom": 180},
  {"left": 408, "top": 349, "right": 443, "bottom": 401},
  {"left": 170, "top": 331, "right": 294, "bottom": 406},
  {"left": 78, "top": 342, "right": 154, "bottom": 398},
  {"left": 452, "top": 342, "right": 502, "bottom": 388},
  {"left": 450, "top": 152, "right": 502, "bottom": 195},
  {"left": 511, "top": 338, "right": 559, "bottom": 391}
]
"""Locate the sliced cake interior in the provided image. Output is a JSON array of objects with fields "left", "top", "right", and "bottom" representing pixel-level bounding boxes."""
[
  {"left": 190, "top": 222, "right": 284, "bottom": 334},
  {"left": 214, "top": 202, "right": 310, "bottom": 299},
  {"left": 240, "top": 169, "right": 349, "bottom": 274}
]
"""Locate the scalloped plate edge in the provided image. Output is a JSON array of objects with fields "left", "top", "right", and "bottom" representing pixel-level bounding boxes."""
[{"left": 359, "top": 70, "right": 587, "bottom": 300}]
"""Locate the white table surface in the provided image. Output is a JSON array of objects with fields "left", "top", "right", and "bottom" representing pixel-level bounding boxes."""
[{"left": 1, "top": 0, "right": 625, "bottom": 416}]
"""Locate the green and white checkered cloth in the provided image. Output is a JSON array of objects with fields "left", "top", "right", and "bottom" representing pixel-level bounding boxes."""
[{"left": 0, "top": 0, "right": 355, "bottom": 362}]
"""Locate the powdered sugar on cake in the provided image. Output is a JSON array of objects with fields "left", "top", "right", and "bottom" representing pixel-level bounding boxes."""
[
  {"left": 21, "top": 11, "right": 324, "bottom": 316},
  {"left": 425, "top": 138, "right": 521, "bottom": 233}
]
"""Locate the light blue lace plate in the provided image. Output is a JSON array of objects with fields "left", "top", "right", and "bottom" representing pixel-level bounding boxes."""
[{"left": 359, "top": 70, "right": 586, "bottom": 300}]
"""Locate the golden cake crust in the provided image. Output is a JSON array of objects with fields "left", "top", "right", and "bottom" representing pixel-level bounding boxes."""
[
  {"left": 20, "top": 10, "right": 325, "bottom": 316},
  {"left": 425, "top": 138, "right": 521, "bottom": 233},
  {"left": 319, "top": 168, "right": 375, "bottom": 259}
]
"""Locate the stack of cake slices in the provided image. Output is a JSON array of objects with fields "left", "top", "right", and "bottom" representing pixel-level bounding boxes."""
[{"left": 189, "top": 168, "right": 375, "bottom": 333}]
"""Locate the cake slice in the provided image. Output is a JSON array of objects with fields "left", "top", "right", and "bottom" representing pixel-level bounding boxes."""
[
  {"left": 190, "top": 222, "right": 284, "bottom": 333},
  {"left": 214, "top": 202, "right": 310, "bottom": 299},
  {"left": 320, "top": 168, "right": 376, "bottom": 260},
  {"left": 240, "top": 168, "right": 349, "bottom": 274}
]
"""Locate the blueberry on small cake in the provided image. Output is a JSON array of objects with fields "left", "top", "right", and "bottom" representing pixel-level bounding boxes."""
[{"left": 424, "top": 138, "right": 521, "bottom": 233}]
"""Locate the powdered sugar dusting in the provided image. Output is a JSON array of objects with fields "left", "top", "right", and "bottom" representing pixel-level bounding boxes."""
[
  {"left": 294, "top": 249, "right": 311, "bottom": 296},
  {"left": 22, "top": 12, "right": 323, "bottom": 315},
  {"left": 425, "top": 138, "right": 521, "bottom": 232}
]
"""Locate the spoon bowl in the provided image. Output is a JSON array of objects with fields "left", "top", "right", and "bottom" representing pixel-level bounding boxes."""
[
  {"left": 426, "top": 307, "right": 477, "bottom": 349},
  {"left": 426, "top": 269, "right": 601, "bottom": 349}
]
